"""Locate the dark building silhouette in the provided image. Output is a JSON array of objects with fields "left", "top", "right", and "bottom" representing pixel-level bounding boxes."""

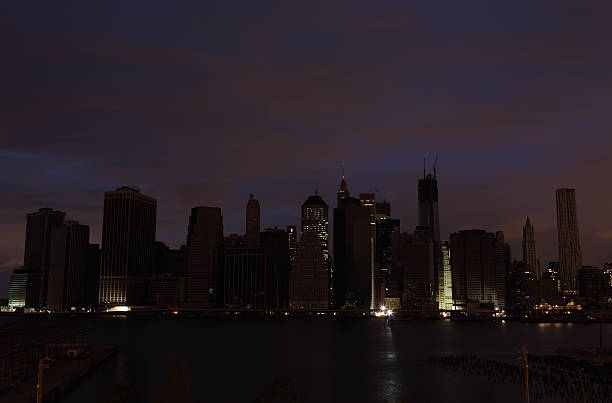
[
  {"left": 99, "top": 187, "right": 157, "bottom": 309},
  {"left": 337, "top": 175, "right": 350, "bottom": 207},
  {"left": 392, "top": 227, "right": 435, "bottom": 306},
  {"left": 185, "top": 207, "right": 224, "bottom": 307},
  {"left": 47, "top": 221, "right": 90, "bottom": 311},
  {"left": 287, "top": 225, "right": 297, "bottom": 264},
  {"left": 23, "top": 208, "right": 66, "bottom": 307},
  {"left": 289, "top": 231, "right": 328, "bottom": 309},
  {"left": 301, "top": 192, "right": 329, "bottom": 263},
  {"left": 376, "top": 219, "right": 400, "bottom": 275},
  {"left": 578, "top": 266, "right": 606, "bottom": 299},
  {"left": 223, "top": 248, "right": 266, "bottom": 308},
  {"left": 333, "top": 197, "right": 372, "bottom": 309},
  {"left": 450, "top": 229, "right": 508, "bottom": 310},
  {"left": 149, "top": 242, "right": 186, "bottom": 307},
  {"left": 261, "top": 228, "right": 290, "bottom": 309},
  {"left": 375, "top": 201, "right": 391, "bottom": 219},
  {"left": 85, "top": 244, "right": 100, "bottom": 310},
  {"left": 556, "top": 188, "right": 582, "bottom": 294},
  {"left": 246, "top": 194, "right": 260, "bottom": 248},
  {"left": 418, "top": 174, "right": 440, "bottom": 242},
  {"left": 522, "top": 217, "right": 539, "bottom": 278},
  {"left": 224, "top": 233, "right": 244, "bottom": 248}
]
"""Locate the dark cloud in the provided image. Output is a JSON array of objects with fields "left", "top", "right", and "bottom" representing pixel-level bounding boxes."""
[{"left": 1, "top": 1, "right": 612, "bottom": 295}]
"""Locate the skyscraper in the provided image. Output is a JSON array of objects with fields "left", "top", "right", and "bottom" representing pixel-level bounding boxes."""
[
  {"left": 418, "top": 173, "right": 440, "bottom": 242},
  {"left": 246, "top": 194, "right": 260, "bottom": 248},
  {"left": 185, "top": 207, "right": 224, "bottom": 307},
  {"left": 392, "top": 227, "right": 435, "bottom": 305},
  {"left": 337, "top": 175, "right": 350, "bottom": 207},
  {"left": 556, "top": 188, "right": 582, "bottom": 293},
  {"left": 301, "top": 192, "right": 329, "bottom": 263},
  {"left": 23, "top": 208, "right": 66, "bottom": 307},
  {"left": 48, "top": 221, "right": 90, "bottom": 311},
  {"left": 333, "top": 197, "right": 371, "bottom": 309},
  {"left": 261, "top": 228, "right": 291, "bottom": 309},
  {"left": 287, "top": 225, "right": 297, "bottom": 264},
  {"left": 8, "top": 268, "right": 29, "bottom": 309},
  {"left": 450, "top": 229, "right": 507, "bottom": 310},
  {"left": 522, "top": 217, "right": 539, "bottom": 278},
  {"left": 376, "top": 219, "right": 400, "bottom": 274},
  {"left": 289, "top": 231, "right": 328, "bottom": 309},
  {"left": 99, "top": 187, "right": 157, "bottom": 309},
  {"left": 438, "top": 241, "right": 453, "bottom": 311}
]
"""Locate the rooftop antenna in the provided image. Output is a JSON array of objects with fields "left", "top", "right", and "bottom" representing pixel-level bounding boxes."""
[
  {"left": 341, "top": 162, "right": 345, "bottom": 179},
  {"left": 433, "top": 155, "right": 438, "bottom": 179}
]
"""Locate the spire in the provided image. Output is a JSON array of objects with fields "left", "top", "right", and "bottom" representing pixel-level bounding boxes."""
[{"left": 337, "top": 166, "right": 350, "bottom": 207}]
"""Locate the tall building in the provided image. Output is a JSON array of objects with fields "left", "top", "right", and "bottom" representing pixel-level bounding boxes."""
[
  {"left": 47, "top": 221, "right": 90, "bottom": 311},
  {"left": 556, "top": 188, "right": 582, "bottom": 293},
  {"left": 418, "top": 173, "right": 440, "bottom": 242},
  {"left": 287, "top": 225, "right": 297, "bottom": 264},
  {"left": 301, "top": 192, "right": 329, "bottom": 263},
  {"left": 522, "top": 217, "right": 539, "bottom": 278},
  {"left": 185, "top": 207, "right": 224, "bottom": 307},
  {"left": 99, "top": 187, "right": 157, "bottom": 309},
  {"left": 289, "top": 231, "right": 329, "bottom": 309},
  {"left": 333, "top": 197, "right": 371, "bottom": 309},
  {"left": 376, "top": 219, "right": 400, "bottom": 274},
  {"left": 450, "top": 229, "right": 508, "bottom": 310},
  {"left": 223, "top": 248, "right": 266, "bottom": 308},
  {"left": 359, "top": 193, "right": 377, "bottom": 309},
  {"left": 246, "top": 194, "right": 260, "bottom": 248},
  {"left": 392, "top": 227, "right": 435, "bottom": 305},
  {"left": 23, "top": 208, "right": 66, "bottom": 307},
  {"left": 85, "top": 244, "right": 101, "bottom": 309},
  {"left": 438, "top": 241, "right": 453, "bottom": 311},
  {"left": 261, "top": 228, "right": 290, "bottom": 309},
  {"left": 337, "top": 175, "right": 350, "bottom": 207},
  {"left": 375, "top": 201, "right": 391, "bottom": 220},
  {"left": 8, "top": 268, "right": 29, "bottom": 309}
]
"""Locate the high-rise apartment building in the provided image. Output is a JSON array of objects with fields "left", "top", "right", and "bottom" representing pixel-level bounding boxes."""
[
  {"left": 246, "top": 194, "right": 260, "bottom": 248},
  {"left": 48, "top": 221, "right": 90, "bottom": 311},
  {"left": 23, "top": 208, "right": 66, "bottom": 307},
  {"left": 185, "top": 206, "right": 224, "bottom": 307},
  {"left": 99, "top": 187, "right": 157, "bottom": 309},
  {"left": 556, "top": 188, "right": 582, "bottom": 293},
  {"left": 301, "top": 193, "right": 329, "bottom": 263},
  {"left": 522, "top": 217, "right": 539, "bottom": 278}
]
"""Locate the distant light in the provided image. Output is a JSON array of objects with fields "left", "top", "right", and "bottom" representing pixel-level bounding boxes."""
[
  {"left": 380, "top": 305, "right": 387, "bottom": 311},
  {"left": 172, "top": 310, "right": 179, "bottom": 315},
  {"left": 108, "top": 306, "right": 131, "bottom": 312}
]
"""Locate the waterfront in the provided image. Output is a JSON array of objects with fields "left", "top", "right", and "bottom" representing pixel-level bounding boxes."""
[{"left": 2, "top": 316, "right": 610, "bottom": 402}]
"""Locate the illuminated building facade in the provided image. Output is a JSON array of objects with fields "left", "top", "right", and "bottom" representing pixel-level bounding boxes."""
[
  {"left": 522, "top": 217, "right": 539, "bottom": 278},
  {"left": 24, "top": 208, "right": 66, "bottom": 307},
  {"left": 301, "top": 193, "right": 329, "bottom": 263},
  {"left": 438, "top": 241, "right": 453, "bottom": 310},
  {"left": 246, "top": 194, "right": 260, "bottom": 248},
  {"left": 556, "top": 188, "right": 582, "bottom": 293},
  {"left": 185, "top": 206, "right": 224, "bottom": 307},
  {"left": 289, "top": 231, "right": 329, "bottom": 309},
  {"left": 359, "top": 193, "right": 377, "bottom": 309},
  {"left": 48, "top": 221, "right": 90, "bottom": 311},
  {"left": 99, "top": 187, "right": 157, "bottom": 308},
  {"left": 8, "top": 268, "right": 29, "bottom": 309}
]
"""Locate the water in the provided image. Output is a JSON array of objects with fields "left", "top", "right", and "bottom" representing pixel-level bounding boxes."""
[{"left": 3, "top": 317, "right": 611, "bottom": 402}]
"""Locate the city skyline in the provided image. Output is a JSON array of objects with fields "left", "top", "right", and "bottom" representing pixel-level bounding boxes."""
[{"left": 2, "top": 2, "right": 612, "bottom": 297}]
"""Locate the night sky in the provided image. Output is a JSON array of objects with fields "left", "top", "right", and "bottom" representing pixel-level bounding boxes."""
[{"left": 1, "top": 2, "right": 611, "bottom": 297}]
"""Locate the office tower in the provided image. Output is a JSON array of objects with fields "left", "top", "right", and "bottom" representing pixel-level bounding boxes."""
[
  {"left": 185, "top": 207, "right": 224, "bottom": 307},
  {"left": 84, "top": 244, "right": 101, "bottom": 309},
  {"left": 261, "top": 228, "right": 290, "bottom": 309},
  {"left": 287, "top": 225, "right": 297, "bottom": 264},
  {"left": 289, "top": 231, "right": 329, "bottom": 309},
  {"left": 301, "top": 192, "right": 329, "bottom": 263},
  {"left": 149, "top": 242, "right": 186, "bottom": 307},
  {"left": 333, "top": 197, "right": 371, "bottom": 309},
  {"left": 375, "top": 201, "right": 391, "bottom": 220},
  {"left": 438, "top": 241, "right": 453, "bottom": 311},
  {"left": 556, "top": 188, "right": 582, "bottom": 293},
  {"left": 47, "top": 221, "right": 90, "bottom": 311},
  {"left": 246, "top": 194, "right": 260, "bottom": 248},
  {"left": 542, "top": 261, "right": 561, "bottom": 294},
  {"left": 223, "top": 248, "right": 266, "bottom": 308},
  {"left": 578, "top": 266, "right": 606, "bottom": 298},
  {"left": 392, "top": 227, "right": 435, "bottom": 305},
  {"left": 8, "top": 268, "right": 29, "bottom": 309},
  {"left": 450, "top": 229, "right": 507, "bottom": 310},
  {"left": 23, "top": 208, "right": 66, "bottom": 307},
  {"left": 99, "top": 187, "right": 157, "bottom": 308},
  {"left": 337, "top": 175, "right": 350, "bottom": 207},
  {"left": 376, "top": 219, "right": 400, "bottom": 274},
  {"left": 418, "top": 173, "right": 440, "bottom": 242},
  {"left": 522, "top": 217, "right": 539, "bottom": 278}
]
